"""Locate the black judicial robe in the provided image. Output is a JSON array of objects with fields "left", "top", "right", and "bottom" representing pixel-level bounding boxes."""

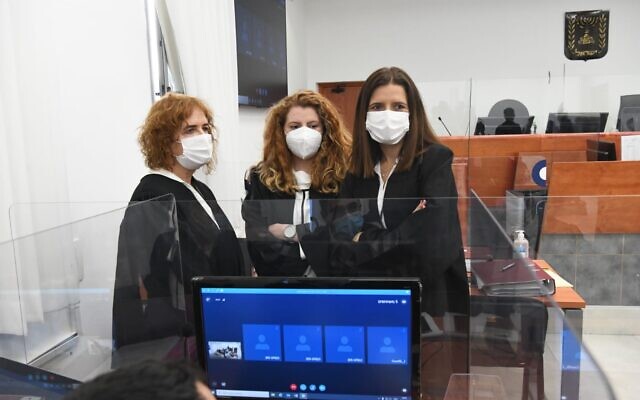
[
  {"left": 112, "top": 174, "right": 245, "bottom": 347},
  {"left": 331, "top": 143, "right": 469, "bottom": 316},
  {"left": 242, "top": 170, "right": 336, "bottom": 277}
]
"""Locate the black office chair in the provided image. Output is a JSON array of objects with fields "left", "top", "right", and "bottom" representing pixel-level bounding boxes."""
[
  {"left": 617, "top": 94, "right": 640, "bottom": 131},
  {"left": 469, "top": 295, "right": 548, "bottom": 400}
]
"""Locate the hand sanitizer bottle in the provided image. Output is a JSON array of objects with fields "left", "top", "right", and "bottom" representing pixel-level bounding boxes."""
[{"left": 513, "top": 230, "right": 529, "bottom": 259}]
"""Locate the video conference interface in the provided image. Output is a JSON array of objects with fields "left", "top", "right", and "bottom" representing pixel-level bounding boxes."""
[{"left": 199, "top": 287, "right": 413, "bottom": 400}]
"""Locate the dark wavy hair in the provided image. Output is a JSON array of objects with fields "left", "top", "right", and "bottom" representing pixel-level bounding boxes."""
[
  {"left": 63, "top": 360, "right": 208, "bottom": 400},
  {"left": 351, "top": 66, "right": 439, "bottom": 178}
]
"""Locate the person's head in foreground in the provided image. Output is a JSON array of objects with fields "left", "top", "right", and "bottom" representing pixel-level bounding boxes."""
[{"left": 63, "top": 360, "right": 215, "bottom": 400}]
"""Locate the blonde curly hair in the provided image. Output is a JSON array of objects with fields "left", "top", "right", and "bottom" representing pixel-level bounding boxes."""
[{"left": 257, "top": 90, "right": 351, "bottom": 194}]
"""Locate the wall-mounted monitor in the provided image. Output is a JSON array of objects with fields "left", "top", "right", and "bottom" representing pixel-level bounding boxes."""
[
  {"left": 235, "top": 0, "right": 288, "bottom": 107},
  {"left": 545, "top": 112, "right": 608, "bottom": 133}
]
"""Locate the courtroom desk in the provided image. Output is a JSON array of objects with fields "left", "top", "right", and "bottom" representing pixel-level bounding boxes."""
[
  {"left": 442, "top": 132, "right": 640, "bottom": 207},
  {"left": 468, "top": 259, "right": 586, "bottom": 400}
]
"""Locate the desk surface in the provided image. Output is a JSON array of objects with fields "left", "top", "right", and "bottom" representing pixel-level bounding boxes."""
[{"left": 469, "top": 259, "right": 586, "bottom": 310}]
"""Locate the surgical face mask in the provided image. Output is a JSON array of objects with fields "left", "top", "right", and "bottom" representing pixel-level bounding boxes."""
[
  {"left": 176, "top": 134, "right": 213, "bottom": 170},
  {"left": 285, "top": 126, "right": 322, "bottom": 160},
  {"left": 366, "top": 110, "right": 410, "bottom": 145}
]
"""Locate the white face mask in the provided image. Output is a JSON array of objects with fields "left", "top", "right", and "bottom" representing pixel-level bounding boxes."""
[
  {"left": 285, "top": 126, "right": 322, "bottom": 160},
  {"left": 176, "top": 134, "right": 213, "bottom": 170},
  {"left": 366, "top": 110, "right": 410, "bottom": 145}
]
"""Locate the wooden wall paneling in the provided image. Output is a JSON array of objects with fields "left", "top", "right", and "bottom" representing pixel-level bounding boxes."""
[
  {"left": 467, "top": 156, "right": 516, "bottom": 207},
  {"left": 317, "top": 81, "right": 363, "bottom": 134},
  {"left": 465, "top": 135, "right": 541, "bottom": 157},
  {"left": 442, "top": 137, "right": 469, "bottom": 158},
  {"left": 542, "top": 161, "right": 640, "bottom": 234}
]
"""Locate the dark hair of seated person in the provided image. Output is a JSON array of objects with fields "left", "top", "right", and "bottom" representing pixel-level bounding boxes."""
[{"left": 63, "top": 360, "right": 215, "bottom": 400}]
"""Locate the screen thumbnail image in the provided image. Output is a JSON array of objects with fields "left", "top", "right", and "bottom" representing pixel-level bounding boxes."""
[
  {"left": 283, "top": 325, "right": 323, "bottom": 362},
  {"left": 208, "top": 341, "right": 242, "bottom": 360},
  {"left": 242, "top": 324, "right": 282, "bottom": 361},
  {"left": 324, "top": 326, "right": 365, "bottom": 364},
  {"left": 367, "top": 327, "right": 409, "bottom": 365}
]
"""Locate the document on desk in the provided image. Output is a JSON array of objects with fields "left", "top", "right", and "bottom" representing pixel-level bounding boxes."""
[
  {"left": 471, "top": 259, "right": 556, "bottom": 296},
  {"left": 621, "top": 135, "right": 640, "bottom": 161}
]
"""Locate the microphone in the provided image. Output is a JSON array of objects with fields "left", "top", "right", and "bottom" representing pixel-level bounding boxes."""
[{"left": 438, "top": 116, "right": 452, "bottom": 136}]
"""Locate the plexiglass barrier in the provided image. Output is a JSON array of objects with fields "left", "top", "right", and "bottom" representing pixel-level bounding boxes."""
[
  {"left": 467, "top": 72, "right": 640, "bottom": 137},
  {"left": 2, "top": 196, "right": 630, "bottom": 399}
]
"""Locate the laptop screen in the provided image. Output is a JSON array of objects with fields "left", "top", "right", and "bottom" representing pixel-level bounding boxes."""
[{"left": 193, "top": 278, "right": 420, "bottom": 400}]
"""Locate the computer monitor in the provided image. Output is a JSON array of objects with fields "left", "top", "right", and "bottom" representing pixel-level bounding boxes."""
[
  {"left": 587, "top": 139, "right": 617, "bottom": 161},
  {"left": 192, "top": 277, "right": 421, "bottom": 400},
  {"left": 545, "top": 112, "right": 608, "bottom": 133},
  {"left": 474, "top": 116, "right": 534, "bottom": 135},
  {"left": 616, "top": 95, "right": 640, "bottom": 131}
]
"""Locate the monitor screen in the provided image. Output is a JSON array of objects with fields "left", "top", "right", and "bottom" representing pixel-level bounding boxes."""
[
  {"left": 193, "top": 278, "right": 419, "bottom": 400},
  {"left": 545, "top": 112, "right": 608, "bottom": 133},
  {"left": 235, "top": 0, "right": 288, "bottom": 107}
]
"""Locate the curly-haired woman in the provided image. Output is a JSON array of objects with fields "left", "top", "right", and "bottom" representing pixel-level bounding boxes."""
[{"left": 242, "top": 90, "right": 351, "bottom": 277}]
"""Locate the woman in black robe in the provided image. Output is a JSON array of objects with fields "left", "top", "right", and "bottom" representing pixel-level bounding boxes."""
[
  {"left": 330, "top": 67, "right": 469, "bottom": 397},
  {"left": 242, "top": 91, "right": 351, "bottom": 277},
  {"left": 113, "top": 93, "right": 245, "bottom": 349}
]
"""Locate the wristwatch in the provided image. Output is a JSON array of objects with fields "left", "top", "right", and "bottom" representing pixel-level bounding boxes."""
[{"left": 283, "top": 224, "right": 296, "bottom": 240}]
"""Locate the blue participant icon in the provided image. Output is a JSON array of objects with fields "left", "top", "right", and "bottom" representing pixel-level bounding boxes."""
[
  {"left": 283, "top": 325, "right": 323, "bottom": 362},
  {"left": 243, "top": 324, "right": 282, "bottom": 361},
  {"left": 324, "top": 326, "right": 365, "bottom": 364},
  {"left": 367, "top": 327, "right": 408, "bottom": 365}
]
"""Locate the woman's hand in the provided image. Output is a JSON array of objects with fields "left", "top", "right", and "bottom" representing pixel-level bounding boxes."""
[
  {"left": 268, "top": 223, "right": 298, "bottom": 242},
  {"left": 413, "top": 199, "right": 427, "bottom": 213}
]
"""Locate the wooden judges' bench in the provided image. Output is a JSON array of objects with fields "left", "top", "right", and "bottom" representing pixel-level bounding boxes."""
[
  {"left": 442, "top": 132, "right": 640, "bottom": 246},
  {"left": 442, "top": 132, "right": 640, "bottom": 204}
]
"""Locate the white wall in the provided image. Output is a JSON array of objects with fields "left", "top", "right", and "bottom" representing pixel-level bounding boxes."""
[
  {"left": 286, "top": 0, "right": 308, "bottom": 93},
  {"left": 0, "top": 0, "right": 151, "bottom": 242},
  {"left": 301, "top": 0, "right": 640, "bottom": 135}
]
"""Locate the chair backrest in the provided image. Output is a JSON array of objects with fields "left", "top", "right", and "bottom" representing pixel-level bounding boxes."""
[
  {"left": 619, "top": 106, "right": 640, "bottom": 131},
  {"left": 488, "top": 99, "right": 530, "bottom": 118},
  {"left": 617, "top": 95, "right": 640, "bottom": 130},
  {"left": 470, "top": 295, "right": 548, "bottom": 354}
]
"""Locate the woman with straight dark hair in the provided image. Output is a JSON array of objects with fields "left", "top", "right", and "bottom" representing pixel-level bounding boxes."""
[
  {"left": 331, "top": 67, "right": 469, "bottom": 397},
  {"left": 331, "top": 66, "right": 468, "bottom": 317}
]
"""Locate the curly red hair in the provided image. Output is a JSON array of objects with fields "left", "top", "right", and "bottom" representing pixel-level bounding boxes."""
[
  {"left": 139, "top": 92, "right": 217, "bottom": 174},
  {"left": 257, "top": 91, "right": 351, "bottom": 194}
]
